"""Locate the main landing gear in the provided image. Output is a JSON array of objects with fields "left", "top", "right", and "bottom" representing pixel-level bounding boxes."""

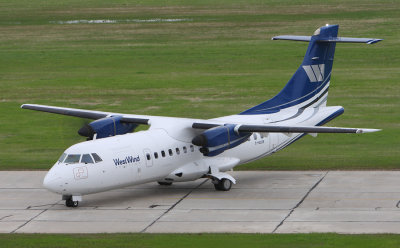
[
  {"left": 63, "top": 195, "right": 80, "bottom": 208},
  {"left": 213, "top": 178, "right": 232, "bottom": 191}
]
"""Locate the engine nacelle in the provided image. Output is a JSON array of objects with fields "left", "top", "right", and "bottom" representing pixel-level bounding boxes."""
[
  {"left": 192, "top": 124, "right": 250, "bottom": 156},
  {"left": 78, "top": 116, "right": 137, "bottom": 140}
]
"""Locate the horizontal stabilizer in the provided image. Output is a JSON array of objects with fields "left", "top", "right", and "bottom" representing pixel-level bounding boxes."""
[
  {"left": 271, "top": 35, "right": 311, "bottom": 42},
  {"left": 272, "top": 35, "right": 382, "bottom": 44}
]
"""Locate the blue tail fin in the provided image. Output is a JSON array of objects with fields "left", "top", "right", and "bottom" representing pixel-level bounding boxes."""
[
  {"left": 241, "top": 24, "right": 382, "bottom": 115},
  {"left": 240, "top": 25, "right": 339, "bottom": 115}
]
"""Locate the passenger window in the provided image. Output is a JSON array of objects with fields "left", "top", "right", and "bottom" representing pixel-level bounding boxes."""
[
  {"left": 146, "top": 153, "right": 151, "bottom": 160},
  {"left": 64, "top": 154, "right": 81, "bottom": 164},
  {"left": 176, "top": 148, "right": 180, "bottom": 155},
  {"left": 161, "top": 150, "right": 166, "bottom": 157},
  {"left": 183, "top": 146, "right": 187, "bottom": 153},
  {"left": 58, "top": 153, "right": 67, "bottom": 163},
  {"left": 81, "top": 154, "right": 94, "bottom": 164},
  {"left": 154, "top": 152, "right": 158, "bottom": 159},
  {"left": 190, "top": 145, "right": 194, "bottom": 152},
  {"left": 91, "top": 153, "right": 103, "bottom": 163},
  {"left": 169, "top": 149, "right": 173, "bottom": 156}
]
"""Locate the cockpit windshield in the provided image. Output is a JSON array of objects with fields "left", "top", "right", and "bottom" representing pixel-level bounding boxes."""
[
  {"left": 91, "top": 153, "right": 102, "bottom": 163},
  {"left": 57, "top": 152, "right": 102, "bottom": 164},
  {"left": 81, "top": 154, "right": 94, "bottom": 164},
  {"left": 64, "top": 154, "right": 81, "bottom": 164},
  {"left": 58, "top": 153, "right": 67, "bottom": 163}
]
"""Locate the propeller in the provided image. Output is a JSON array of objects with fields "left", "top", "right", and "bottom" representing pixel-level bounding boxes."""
[
  {"left": 78, "top": 123, "right": 95, "bottom": 140},
  {"left": 77, "top": 119, "right": 95, "bottom": 140}
]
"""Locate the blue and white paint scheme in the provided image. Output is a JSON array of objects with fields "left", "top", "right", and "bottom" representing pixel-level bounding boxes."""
[{"left": 21, "top": 25, "right": 382, "bottom": 207}]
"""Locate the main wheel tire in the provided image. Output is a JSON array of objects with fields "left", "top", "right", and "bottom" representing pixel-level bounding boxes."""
[
  {"left": 214, "top": 178, "right": 232, "bottom": 191},
  {"left": 158, "top": 181, "right": 173, "bottom": 186}
]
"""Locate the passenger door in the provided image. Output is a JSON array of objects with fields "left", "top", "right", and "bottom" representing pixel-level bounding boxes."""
[{"left": 143, "top": 148, "right": 153, "bottom": 167}]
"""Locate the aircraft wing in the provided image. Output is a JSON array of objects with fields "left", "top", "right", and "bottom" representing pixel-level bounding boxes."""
[
  {"left": 22, "top": 104, "right": 380, "bottom": 134},
  {"left": 192, "top": 122, "right": 380, "bottom": 134},
  {"left": 21, "top": 104, "right": 151, "bottom": 125}
]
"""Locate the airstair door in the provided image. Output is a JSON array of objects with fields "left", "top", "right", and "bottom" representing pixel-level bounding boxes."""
[{"left": 143, "top": 148, "right": 153, "bottom": 167}]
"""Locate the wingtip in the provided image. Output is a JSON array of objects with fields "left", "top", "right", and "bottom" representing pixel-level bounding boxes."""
[
  {"left": 356, "top": 128, "right": 382, "bottom": 134},
  {"left": 367, "top": 39, "right": 383, "bottom": 44},
  {"left": 20, "top": 103, "right": 35, "bottom": 109}
]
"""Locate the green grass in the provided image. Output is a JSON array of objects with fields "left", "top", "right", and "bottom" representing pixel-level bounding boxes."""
[
  {"left": 1, "top": 233, "right": 400, "bottom": 248},
  {"left": 0, "top": 234, "right": 400, "bottom": 248},
  {"left": 0, "top": 0, "right": 399, "bottom": 170}
]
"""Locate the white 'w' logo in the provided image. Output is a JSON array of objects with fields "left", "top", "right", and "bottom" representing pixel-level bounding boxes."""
[{"left": 302, "top": 64, "right": 325, "bottom": 82}]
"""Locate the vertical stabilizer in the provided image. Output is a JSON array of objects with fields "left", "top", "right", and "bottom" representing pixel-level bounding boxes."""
[{"left": 241, "top": 25, "right": 339, "bottom": 114}]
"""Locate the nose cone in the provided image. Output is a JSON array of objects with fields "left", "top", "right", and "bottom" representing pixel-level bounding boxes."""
[{"left": 43, "top": 170, "right": 62, "bottom": 193}]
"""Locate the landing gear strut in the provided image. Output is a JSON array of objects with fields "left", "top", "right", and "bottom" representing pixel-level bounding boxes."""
[{"left": 213, "top": 178, "right": 232, "bottom": 191}]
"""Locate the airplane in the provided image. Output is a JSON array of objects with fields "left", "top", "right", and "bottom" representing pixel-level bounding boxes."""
[{"left": 21, "top": 24, "right": 382, "bottom": 207}]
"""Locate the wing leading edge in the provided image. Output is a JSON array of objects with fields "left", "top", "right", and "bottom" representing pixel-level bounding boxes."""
[
  {"left": 192, "top": 122, "right": 380, "bottom": 134},
  {"left": 21, "top": 104, "right": 150, "bottom": 125}
]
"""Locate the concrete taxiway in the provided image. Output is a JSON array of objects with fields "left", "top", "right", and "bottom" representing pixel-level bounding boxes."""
[{"left": 1, "top": 171, "right": 400, "bottom": 233}]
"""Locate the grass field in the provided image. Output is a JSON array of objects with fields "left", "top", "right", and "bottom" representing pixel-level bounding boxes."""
[
  {"left": 0, "top": 0, "right": 399, "bottom": 170},
  {"left": 1, "top": 233, "right": 400, "bottom": 248}
]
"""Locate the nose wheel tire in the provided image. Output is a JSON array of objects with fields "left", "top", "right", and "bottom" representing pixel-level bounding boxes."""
[
  {"left": 65, "top": 198, "right": 79, "bottom": 207},
  {"left": 213, "top": 178, "right": 232, "bottom": 191}
]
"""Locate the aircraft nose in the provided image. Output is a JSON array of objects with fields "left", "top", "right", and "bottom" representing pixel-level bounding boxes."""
[{"left": 43, "top": 172, "right": 63, "bottom": 193}]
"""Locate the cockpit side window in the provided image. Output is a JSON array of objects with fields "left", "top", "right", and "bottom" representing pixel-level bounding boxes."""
[
  {"left": 64, "top": 154, "right": 81, "bottom": 164},
  {"left": 58, "top": 153, "right": 67, "bottom": 163},
  {"left": 91, "top": 153, "right": 103, "bottom": 163},
  {"left": 81, "top": 154, "right": 94, "bottom": 164}
]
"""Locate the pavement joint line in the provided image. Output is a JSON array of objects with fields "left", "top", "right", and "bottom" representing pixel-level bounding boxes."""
[
  {"left": 10, "top": 200, "right": 62, "bottom": 233},
  {"left": 26, "top": 203, "right": 63, "bottom": 209},
  {"left": 0, "top": 215, "right": 12, "bottom": 221},
  {"left": 140, "top": 179, "right": 208, "bottom": 233},
  {"left": 271, "top": 171, "right": 329, "bottom": 233}
]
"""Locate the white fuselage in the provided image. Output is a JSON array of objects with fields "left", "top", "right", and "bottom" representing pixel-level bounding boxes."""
[{"left": 43, "top": 105, "right": 342, "bottom": 197}]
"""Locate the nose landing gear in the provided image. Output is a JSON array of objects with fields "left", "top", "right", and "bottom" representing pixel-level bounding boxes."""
[
  {"left": 63, "top": 195, "right": 81, "bottom": 208},
  {"left": 66, "top": 198, "right": 79, "bottom": 207}
]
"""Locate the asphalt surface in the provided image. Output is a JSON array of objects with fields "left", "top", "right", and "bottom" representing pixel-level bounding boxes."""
[{"left": 1, "top": 171, "right": 400, "bottom": 233}]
